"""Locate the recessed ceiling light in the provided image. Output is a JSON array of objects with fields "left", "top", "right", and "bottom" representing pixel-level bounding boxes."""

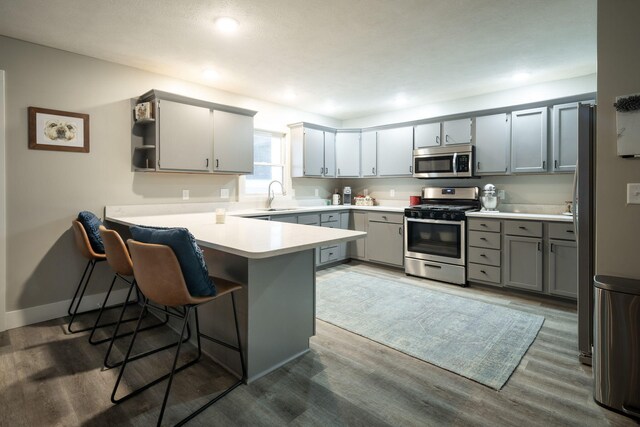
[
  {"left": 202, "top": 68, "right": 219, "bottom": 80},
  {"left": 394, "top": 93, "right": 408, "bottom": 106},
  {"left": 512, "top": 72, "right": 531, "bottom": 82},
  {"left": 283, "top": 89, "right": 297, "bottom": 101},
  {"left": 215, "top": 17, "right": 239, "bottom": 33}
]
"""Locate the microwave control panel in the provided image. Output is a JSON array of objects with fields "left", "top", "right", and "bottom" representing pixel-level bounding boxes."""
[{"left": 456, "top": 155, "right": 470, "bottom": 172}]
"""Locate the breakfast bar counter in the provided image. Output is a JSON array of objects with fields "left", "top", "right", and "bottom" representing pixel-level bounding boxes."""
[{"left": 105, "top": 210, "right": 366, "bottom": 383}]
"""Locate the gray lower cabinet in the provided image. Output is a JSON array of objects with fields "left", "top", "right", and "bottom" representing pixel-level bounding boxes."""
[
  {"left": 547, "top": 221, "right": 578, "bottom": 298},
  {"left": 349, "top": 211, "right": 367, "bottom": 259},
  {"left": 504, "top": 235, "right": 543, "bottom": 292},
  {"left": 366, "top": 213, "right": 404, "bottom": 267},
  {"left": 270, "top": 214, "right": 297, "bottom": 224},
  {"left": 467, "top": 218, "right": 502, "bottom": 286}
]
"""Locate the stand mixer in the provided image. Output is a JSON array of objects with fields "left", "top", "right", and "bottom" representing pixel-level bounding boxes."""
[{"left": 480, "top": 183, "right": 499, "bottom": 211}]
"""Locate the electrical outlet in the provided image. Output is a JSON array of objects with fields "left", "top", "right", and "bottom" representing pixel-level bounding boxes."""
[
  {"left": 498, "top": 190, "right": 506, "bottom": 200},
  {"left": 363, "top": 188, "right": 369, "bottom": 196},
  {"left": 182, "top": 189, "right": 189, "bottom": 200},
  {"left": 390, "top": 189, "right": 395, "bottom": 198},
  {"left": 220, "top": 188, "right": 230, "bottom": 199},
  {"left": 314, "top": 189, "right": 319, "bottom": 197},
  {"left": 627, "top": 183, "right": 640, "bottom": 204}
]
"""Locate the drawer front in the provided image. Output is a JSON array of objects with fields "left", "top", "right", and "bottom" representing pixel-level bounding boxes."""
[
  {"left": 321, "top": 212, "right": 342, "bottom": 223},
  {"left": 548, "top": 222, "right": 576, "bottom": 241},
  {"left": 468, "top": 231, "right": 501, "bottom": 249},
  {"left": 468, "top": 247, "right": 501, "bottom": 267},
  {"left": 468, "top": 263, "right": 501, "bottom": 285},
  {"left": 468, "top": 218, "right": 501, "bottom": 233},
  {"left": 321, "top": 220, "right": 339, "bottom": 228},
  {"left": 368, "top": 212, "right": 403, "bottom": 224},
  {"left": 320, "top": 246, "right": 340, "bottom": 263},
  {"left": 504, "top": 220, "right": 543, "bottom": 237},
  {"left": 298, "top": 214, "right": 320, "bottom": 226}
]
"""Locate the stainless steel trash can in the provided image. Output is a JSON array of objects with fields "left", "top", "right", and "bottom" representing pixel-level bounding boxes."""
[{"left": 593, "top": 275, "right": 640, "bottom": 419}]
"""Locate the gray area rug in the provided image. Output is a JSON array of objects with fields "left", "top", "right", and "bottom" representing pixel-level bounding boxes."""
[{"left": 316, "top": 271, "right": 545, "bottom": 390}]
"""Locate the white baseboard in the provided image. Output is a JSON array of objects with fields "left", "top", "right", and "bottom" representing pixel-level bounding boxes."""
[{"left": 5, "top": 287, "right": 133, "bottom": 330}]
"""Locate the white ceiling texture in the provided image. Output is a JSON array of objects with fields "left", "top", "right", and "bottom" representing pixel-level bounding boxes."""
[{"left": 0, "top": 0, "right": 596, "bottom": 120}]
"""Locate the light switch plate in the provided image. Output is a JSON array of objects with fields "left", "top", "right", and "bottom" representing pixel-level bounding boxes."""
[
  {"left": 182, "top": 189, "right": 189, "bottom": 200},
  {"left": 498, "top": 190, "right": 506, "bottom": 199},
  {"left": 390, "top": 189, "right": 395, "bottom": 197},
  {"left": 627, "top": 183, "right": 640, "bottom": 204},
  {"left": 220, "top": 188, "right": 230, "bottom": 199},
  {"left": 314, "top": 189, "right": 319, "bottom": 197}
]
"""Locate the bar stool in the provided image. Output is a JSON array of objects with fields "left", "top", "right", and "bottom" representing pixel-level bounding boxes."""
[
  {"left": 69, "top": 219, "right": 114, "bottom": 333},
  {"left": 91, "top": 226, "right": 175, "bottom": 369},
  {"left": 112, "top": 239, "right": 245, "bottom": 427}
]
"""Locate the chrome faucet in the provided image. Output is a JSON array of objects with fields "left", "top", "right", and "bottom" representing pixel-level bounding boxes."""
[{"left": 267, "top": 180, "right": 286, "bottom": 209}]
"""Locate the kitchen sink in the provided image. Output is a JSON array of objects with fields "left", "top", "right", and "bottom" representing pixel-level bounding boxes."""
[{"left": 257, "top": 208, "right": 300, "bottom": 212}]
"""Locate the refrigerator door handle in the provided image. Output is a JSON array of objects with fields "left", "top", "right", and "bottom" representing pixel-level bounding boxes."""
[{"left": 572, "top": 158, "right": 579, "bottom": 243}]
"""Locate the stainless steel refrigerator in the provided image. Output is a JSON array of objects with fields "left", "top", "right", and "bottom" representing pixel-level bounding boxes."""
[{"left": 574, "top": 102, "right": 596, "bottom": 365}]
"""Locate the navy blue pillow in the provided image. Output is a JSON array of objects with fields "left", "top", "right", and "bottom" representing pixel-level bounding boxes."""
[
  {"left": 129, "top": 225, "right": 216, "bottom": 297},
  {"left": 77, "top": 211, "right": 105, "bottom": 254}
]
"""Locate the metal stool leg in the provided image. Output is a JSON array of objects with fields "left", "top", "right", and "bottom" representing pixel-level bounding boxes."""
[
  {"left": 68, "top": 259, "right": 98, "bottom": 333},
  {"left": 68, "top": 259, "right": 92, "bottom": 316}
]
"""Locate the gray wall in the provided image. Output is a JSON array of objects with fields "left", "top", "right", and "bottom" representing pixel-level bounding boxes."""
[
  {"left": 0, "top": 36, "right": 339, "bottom": 312},
  {"left": 595, "top": 1, "right": 640, "bottom": 278}
]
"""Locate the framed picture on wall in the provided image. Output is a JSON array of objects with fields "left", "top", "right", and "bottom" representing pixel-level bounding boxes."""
[{"left": 28, "top": 107, "right": 90, "bottom": 153}]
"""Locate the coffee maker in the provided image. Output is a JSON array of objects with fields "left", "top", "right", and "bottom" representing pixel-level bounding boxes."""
[{"left": 342, "top": 186, "right": 352, "bottom": 205}]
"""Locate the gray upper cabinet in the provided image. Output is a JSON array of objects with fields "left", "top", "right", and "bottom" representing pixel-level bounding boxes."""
[
  {"left": 377, "top": 126, "right": 414, "bottom": 176},
  {"left": 134, "top": 89, "right": 257, "bottom": 174},
  {"left": 414, "top": 122, "right": 441, "bottom": 148},
  {"left": 157, "top": 100, "right": 213, "bottom": 172},
  {"left": 474, "top": 113, "right": 511, "bottom": 175},
  {"left": 443, "top": 118, "right": 472, "bottom": 145},
  {"left": 335, "top": 131, "right": 361, "bottom": 177},
  {"left": 511, "top": 107, "right": 548, "bottom": 173},
  {"left": 361, "top": 130, "right": 377, "bottom": 177},
  {"left": 290, "top": 124, "right": 336, "bottom": 177},
  {"left": 551, "top": 102, "right": 578, "bottom": 173},
  {"left": 324, "top": 131, "right": 336, "bottom": 177},
  {"left": 303, "top": 127, "right": 325, "bottom": 177},
  {"left": 213, "top": 110, "right": 254, "bottom": 173}
]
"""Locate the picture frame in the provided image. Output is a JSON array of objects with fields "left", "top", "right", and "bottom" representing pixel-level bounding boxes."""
[{"left": 28, "top": 106, "right": 90, "bottom": 153}]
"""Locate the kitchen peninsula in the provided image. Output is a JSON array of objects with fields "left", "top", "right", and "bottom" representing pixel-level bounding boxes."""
[{"left": 105, "top": 206, "right": 366, "bottom": 383}]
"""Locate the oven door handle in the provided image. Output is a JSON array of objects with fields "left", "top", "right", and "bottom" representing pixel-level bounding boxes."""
[
  {"left": 405, "top": 217, "right": 464, "bottom": 226},
  {"left": 423, "top": 263, "right": 443, "bottom": 269}
]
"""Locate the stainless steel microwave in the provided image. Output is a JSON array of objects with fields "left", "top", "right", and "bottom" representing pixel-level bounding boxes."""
[{"left": 412, "top": 145, "right": 474, "bottom": 178}]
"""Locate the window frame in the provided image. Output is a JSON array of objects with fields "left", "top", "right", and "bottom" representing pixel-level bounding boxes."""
[{"left": 238, "top": 129, "right": 289, "bottom": 201}]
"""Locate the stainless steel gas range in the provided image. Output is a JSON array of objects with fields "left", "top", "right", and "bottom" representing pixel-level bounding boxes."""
[{"left": 404, "top": 187, "right": 480, "bottom": 286}]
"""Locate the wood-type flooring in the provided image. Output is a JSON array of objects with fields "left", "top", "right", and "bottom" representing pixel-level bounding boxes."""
[{"left": 0, "top": 262, "right": 636, "bottom": 426}]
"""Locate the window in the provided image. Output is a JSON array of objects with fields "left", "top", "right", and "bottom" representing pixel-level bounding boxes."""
[{"left": 243, "top": 130, "right": 285, "bottom": 195}]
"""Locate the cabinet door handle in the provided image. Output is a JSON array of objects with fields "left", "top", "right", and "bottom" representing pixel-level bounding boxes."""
[
  {"left": 321, "top": 167, "right": 324, "bottom": 174},
  {"left": 480, "top": 270, "right": 487, "bottom": 274},
  {"left": 215, "top": 159, "right": 219, "bottom": 168},
  {"left": 480, "top": 237, "right": 488, "bottom": 241},
  {"left": 566, "top": 229, "right": 574, "bottom": 234},
  {"left": 518, "top": 226, "right": 527, "bottom": 230},
  {"left": 436, "top": 136, "right": 440, "bottom": 144},
  {"left": 480, "top": 223, "right": 487, "bottom": 227},
  {"left": 542, "top": 160, "right": 546, "bottom": 169},
  {"left": 372, "top": 167, "right": 375, "bottom": 174},
  {"left": 477, "top": 161, "right": 481, "bottom": 171},
  {"left": 206, "top": 158, "right": 209, "bottom": 168},
  {"left": 410, "top": 165, "right": 413, "bottom": 173},
  {"left": 338, "top": 168, "right": 341, "bottom": 175},
  {"left": 554, "top": 160, "right": 558, "bottom": 169},
  {"left": 537, "top": 241, "right": 541, "bottom": 251},
  {"left": 325, "top": 167, "right": 328, "bottom": 174},
  {"left": 480, "top": 253, "right": 487, "bottom": 257},
  {"left": 398, "top": 226, "right": 402, "bottom": 235},
  {"left": 550, "top": 243, "right": 554, "bottom": 253}
]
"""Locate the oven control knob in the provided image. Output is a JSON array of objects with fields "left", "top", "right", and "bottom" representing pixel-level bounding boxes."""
[
  {"left": 441, "top": 213, "right": 448, "bottom": 220},
  {"left": 429, "top": 212, "right": 435, "bottom": 219},
  {"left": 412, "top": 211, "right": 419, "bottom": 218}
]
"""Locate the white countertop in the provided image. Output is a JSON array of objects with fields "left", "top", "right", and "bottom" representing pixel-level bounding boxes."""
[
  {"left": 106, "top": 212, "right": 366, "bottom": 259},
  {"left": 466, "top": 211, "right": 573, "bottom": 222}
]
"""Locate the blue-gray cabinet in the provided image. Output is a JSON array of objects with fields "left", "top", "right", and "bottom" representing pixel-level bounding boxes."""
[
  {"left": 474, "top": 113, "right": 510, "bottom": 175},
  {"left": 511, "top": 107, "right": 548, "bottom": 174},
  {"left": 376, "top": 127, "right": 413, "bottom": 176}
]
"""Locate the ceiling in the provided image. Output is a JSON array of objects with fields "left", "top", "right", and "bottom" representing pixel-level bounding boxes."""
[{"left": 0, "top": 0, "right": 596, "bottom": 120}]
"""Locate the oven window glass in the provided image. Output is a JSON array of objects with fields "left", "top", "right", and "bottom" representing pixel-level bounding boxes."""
[
  {"left": 415, "top": 156, "right": 453, "bottom": 173},
  {"left": 407, "top": 221, "right": 461, "bottom": 259}
]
